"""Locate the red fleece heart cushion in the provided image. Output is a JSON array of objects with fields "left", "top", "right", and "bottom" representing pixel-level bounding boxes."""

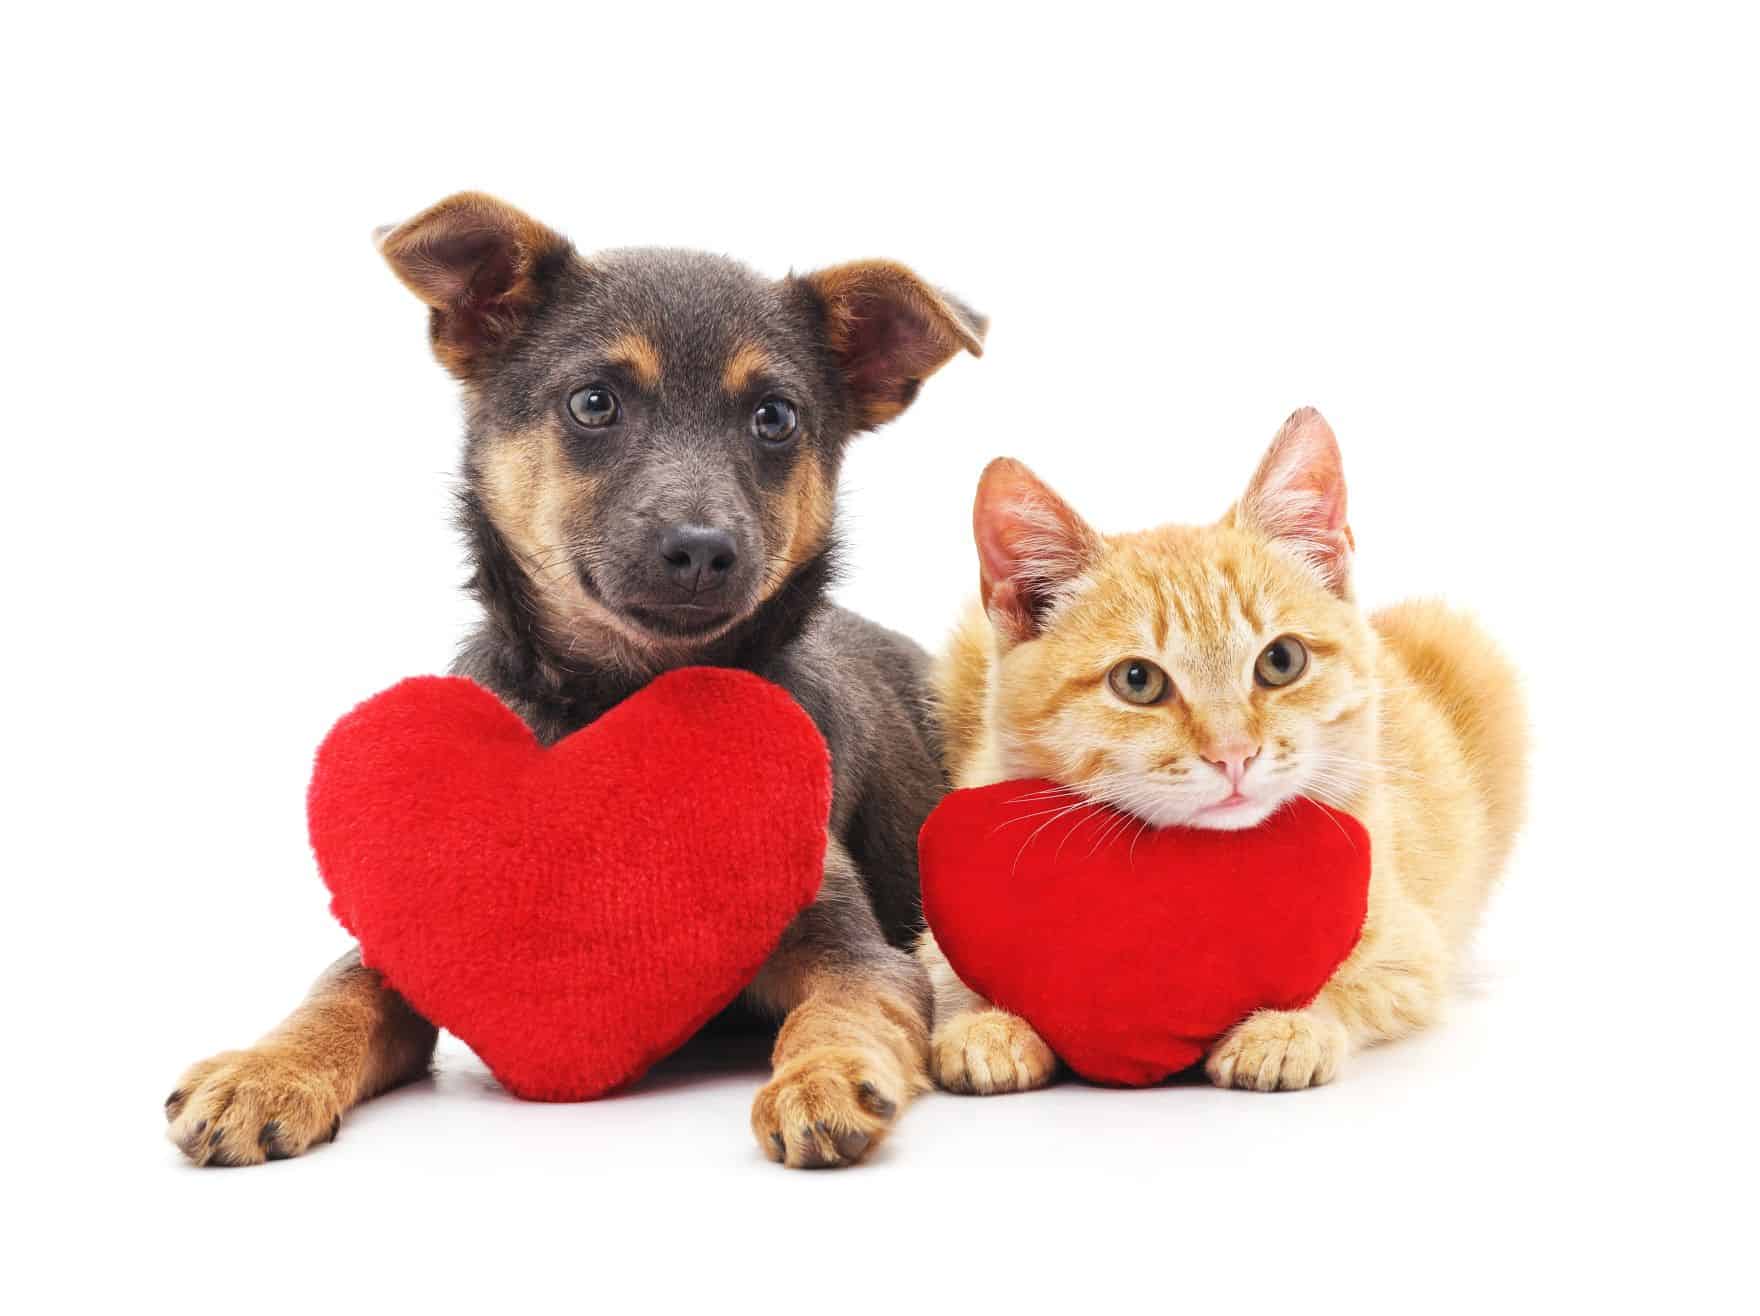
[
  {"left": 920, "top": 781, "right": 1370, "bottom": 1086},
  {"left": 308, "top": 668, "right": 829, "bottom": 1101}
]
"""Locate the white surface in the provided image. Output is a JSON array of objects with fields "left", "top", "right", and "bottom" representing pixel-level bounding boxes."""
[{"left": 6, "top": 4, "right": 1752, "bottom": 1311}]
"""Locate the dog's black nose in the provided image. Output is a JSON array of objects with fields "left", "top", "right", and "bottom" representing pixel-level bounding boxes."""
[{"left": 658, "top": 525, "right": 739, "bottom": 593}]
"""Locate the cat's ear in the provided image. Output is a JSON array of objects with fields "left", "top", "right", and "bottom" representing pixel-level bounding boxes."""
[
  {"left": 973, "top": 458, "right": 1102, "bottom": 643},
  {"left": 1234, "top": 407, "right": 1354, "bottom": 595},
  {"left": 376, "top": 191, "right": 572, "bottom": 378}
]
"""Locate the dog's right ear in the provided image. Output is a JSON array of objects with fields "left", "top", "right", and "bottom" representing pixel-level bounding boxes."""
[{"left": 375, "top": 192, "right": 571, "bottom": 378}]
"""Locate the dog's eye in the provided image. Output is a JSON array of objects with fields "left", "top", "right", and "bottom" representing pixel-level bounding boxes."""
[
  {"left": 567, "top": 386, "right": 620, "bottom": 429},
  {"left": 1255, "top": 636, "right": 1309, "bottom": 688},
  {"left": 1107, "top": 658, "right": 1170, "bottom": 706},
  {"left": 752, "top": 398, "right": 798, "bottom": 444}
]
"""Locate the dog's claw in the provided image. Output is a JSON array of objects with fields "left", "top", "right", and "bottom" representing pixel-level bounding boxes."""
[
  {"left": 795, "top": 1122, "right": 846, "bottom": 1169},
  {"left": 857, "top": 1080, "right": 896, "bottom": 1119}
]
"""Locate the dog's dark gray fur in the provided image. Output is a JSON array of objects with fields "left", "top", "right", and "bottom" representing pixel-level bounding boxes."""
[{"left": 164, "top": 192, "right": 983, "bottom": 1170}]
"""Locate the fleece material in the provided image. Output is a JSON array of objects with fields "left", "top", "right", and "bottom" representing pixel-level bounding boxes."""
[
  {"left": 308, "top": 668, "right": 830, "bottom": 1101},
  {"left": 919, "top": 780, "right": 1370, "bottom": 1086}
]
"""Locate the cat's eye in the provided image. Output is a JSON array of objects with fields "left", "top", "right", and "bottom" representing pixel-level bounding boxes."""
[
  {"left": 752, "top": 398, "right": 799, "bottom": 444},
  {"left": 567, "top": 385, "right": 620, "bottom": 429},
  {"left": 1255, "top": 635, "right": 1309, "bottom": 688},
  {"left": 1107, "top": 658, "right": 1170, "bottom": 706}
]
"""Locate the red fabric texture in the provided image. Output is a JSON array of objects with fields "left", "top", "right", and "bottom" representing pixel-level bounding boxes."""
[
  {"left": 308, "top": 668, "right": 830, "bottom": 1101},
  {"left": 919, "top": 780, "right": 1370, "bottom": 1086}
]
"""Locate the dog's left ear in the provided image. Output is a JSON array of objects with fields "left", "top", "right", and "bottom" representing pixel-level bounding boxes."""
[
  {"left": 797, "top": 261, "right": 987, "bottom": 430},
  {"left": 376, "top": 191, "right": 572, "bottom": 378}
]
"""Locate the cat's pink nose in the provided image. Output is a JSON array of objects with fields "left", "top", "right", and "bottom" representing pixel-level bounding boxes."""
[{"left": 1203, "top": 744, "right": 1260, "bottom": 787}]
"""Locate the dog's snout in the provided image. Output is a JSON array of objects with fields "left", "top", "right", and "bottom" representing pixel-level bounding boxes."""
[{"left": 658, "top": 524, "right": 739, "bottom": 593}]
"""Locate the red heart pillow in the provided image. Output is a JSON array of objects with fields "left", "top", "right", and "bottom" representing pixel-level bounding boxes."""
[
  {"left": 920, "top": 781, "right": 1370, "bottom": 1086},
  {"left": 308, "top": 668, "right": 829, "bottom": 1101}
]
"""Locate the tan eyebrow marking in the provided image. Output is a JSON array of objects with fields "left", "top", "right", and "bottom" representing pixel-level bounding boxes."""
[
  {"left": 722, "top": 341, "right": 777, "bottom": 396},
  {"left": 603, "top": 332, "right": 662, "bottom": 390}
]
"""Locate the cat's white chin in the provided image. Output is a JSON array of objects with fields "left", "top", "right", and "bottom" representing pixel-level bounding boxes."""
[
  {"left": 1112, "top": 789, "right": 1287, "bottom": 832},
  {"left": 1183, "top": 794, "right": 1284, "bottom": 831}
]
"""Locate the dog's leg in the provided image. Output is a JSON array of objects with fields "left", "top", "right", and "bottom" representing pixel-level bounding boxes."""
[
  {"left": 745, "top": 839, "right": 931, "bottom": 1168},
  {"left": 165, "top": 949, "right": 436, "bottom": 1166}
]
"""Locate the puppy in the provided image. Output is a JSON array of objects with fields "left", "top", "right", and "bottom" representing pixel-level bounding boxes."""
[{"left": 164, "top": 192, "right": 984, "bottom": 1169}]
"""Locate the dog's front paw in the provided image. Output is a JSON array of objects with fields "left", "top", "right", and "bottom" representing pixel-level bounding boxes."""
[
  {"left": 165, "top": 1048, "right": 342, "bottom": 1167},
  {"left": 751, "top": 1046, "right": 914, "bottom": 1169},
  {"left": 931, "top": 1008, "right": 1057, "bottom": 1095},
  {"left": 1206, "top": 1008, "right": 1348, "bottom": 1092}
]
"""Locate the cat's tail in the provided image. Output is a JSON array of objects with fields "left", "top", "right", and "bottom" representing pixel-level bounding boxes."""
[{"left": 1371, "top": 598, "right": 1530, "bottom": 878}]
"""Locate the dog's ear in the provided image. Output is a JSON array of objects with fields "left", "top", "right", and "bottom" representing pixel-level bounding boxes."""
[
  {"left": 797, "top": 260, "right": 986, "bottom": 430},
  {"left": 376, "top": 192, "right": 571, "bottom": 378}
]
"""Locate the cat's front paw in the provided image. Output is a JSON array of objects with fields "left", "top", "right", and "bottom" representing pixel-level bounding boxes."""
[
  {"left": 1206, "top": 1008, "right": 1347, "bottom": 1092},
  {"left": 932, "top": 1008, "right": 1057, "bottom": 1094}
]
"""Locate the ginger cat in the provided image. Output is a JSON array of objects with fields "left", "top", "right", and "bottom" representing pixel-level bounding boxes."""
[{"left": 919, "top": 408, "right": 1527, "bottom": 1094}]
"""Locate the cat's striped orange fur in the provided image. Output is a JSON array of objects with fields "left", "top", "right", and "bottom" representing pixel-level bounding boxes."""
[{"left": 920, "top": 409, "right": 1528, "bottom": 1094}]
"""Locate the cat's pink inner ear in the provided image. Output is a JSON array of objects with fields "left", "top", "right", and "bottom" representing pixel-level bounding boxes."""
[
  {"left": 1239, "top": 408, "right": 1353, "bottom": 592},
  {"left": 973, "top": 459, "right": 1099, "bottom": 638}
]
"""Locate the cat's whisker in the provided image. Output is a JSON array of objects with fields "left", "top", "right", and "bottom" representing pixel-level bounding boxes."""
[
  {"left": 990, "top": 770, "right": 1162, "bottom": 823},
  {"left": 988, "top": 796, "right": 1113, "bottom": 834},
  {"left": 1008, "top": 796, "right": 1109, "bottom": 873},
  {"left": 1126, "top": 811, "right": 1155, "bottom": 869},
  {"left": 1053, "top": 801, "right": 1118, "bottom": 861},
  {"left": 1297, "top": 794, "right": 1361, "bottom": 850},
  {"left": 1083, "top": 804, "right": 1141, "bottom": 859}
]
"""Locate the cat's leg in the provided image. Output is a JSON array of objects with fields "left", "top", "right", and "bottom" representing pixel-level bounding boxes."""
[
  {"left": 165, "top": 949, "right": 437, "bottom": 1165},
  {"left": 1206, "top": 894, "right": 1447, "bottom": 1092},
  {"left": 918, "top": 930, "right": 1058, "bottom": 1095}
]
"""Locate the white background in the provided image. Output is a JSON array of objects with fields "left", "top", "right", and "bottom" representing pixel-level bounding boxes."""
[{"left": 6, "top": 3, "right": 1754, "bottom": 1310}]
